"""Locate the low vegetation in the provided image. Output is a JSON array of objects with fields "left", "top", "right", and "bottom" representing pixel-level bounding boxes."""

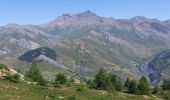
[{"left": 1, "top": 63, "right": 170, "bottom": 100}]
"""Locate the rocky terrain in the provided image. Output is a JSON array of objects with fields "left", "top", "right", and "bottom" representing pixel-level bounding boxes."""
[{"left": 1, "top": 11, "right": 170, "bottom": 83}]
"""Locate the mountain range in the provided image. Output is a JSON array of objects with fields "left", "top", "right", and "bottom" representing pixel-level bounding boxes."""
[{"left": 1, "top": 11, "right": 170, "bottom": 83}]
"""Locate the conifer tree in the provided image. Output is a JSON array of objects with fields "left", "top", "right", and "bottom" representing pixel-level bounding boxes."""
[
  {"left": 138, "top": 76, "right": 150, "bottom": 95},
  {"left": 124, "top": 78, "right": 130, "bottom": 88},
  {"left": 128, "top": 80, "right": 138, "bottom": 94}
]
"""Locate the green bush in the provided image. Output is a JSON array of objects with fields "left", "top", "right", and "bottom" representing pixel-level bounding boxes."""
[
  {"left": 162, "top": 79, "right": 170, "bottom": 90},
  {"left": 152, "top": 85, "right": 160, "bottom": 94},
  {"left": 77, "top": 84, "right": 86, "bottom": 92},
  {"left": 68, "top": 95, "right": 76, "bottom": 100},
  {"left": 5, "top": 74, "right": 20, "bottom": 83},
  {"left": 87, "top": 79, "right": 95, "bottom": 89},
  {"left": 54, "top": 73, "right": 67, "bottom": 85}
]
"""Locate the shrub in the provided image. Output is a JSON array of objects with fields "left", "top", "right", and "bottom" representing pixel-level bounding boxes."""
[
  {"left": 152, "top": 85, "right": 160, "bottom": 94},
  {"left": 5, "top": 74, "right": 20, "bottom": 83},
  {"left": 54, "top": 73, "right": 67, "bottom": 85},
  {"left": 162, "top": 79, "right": 170, "bottom": 90},
  {"left": 87, "top": 79, "right": 95, "bottom": 89},
  {"left": 68, "top": 95, "right": 76, "bottom": 100}
]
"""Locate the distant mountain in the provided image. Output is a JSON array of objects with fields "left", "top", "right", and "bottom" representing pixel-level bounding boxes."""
[{"left": 1, "top": 11, "right": 170, "bottom": 82}]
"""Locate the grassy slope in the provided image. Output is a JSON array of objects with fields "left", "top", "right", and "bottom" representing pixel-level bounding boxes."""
[{"left": 0, "top": 79, "right": 159, "bottom": 100}]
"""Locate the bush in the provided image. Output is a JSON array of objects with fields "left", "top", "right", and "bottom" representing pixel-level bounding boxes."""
[
  {"left": 54, "top": 73, "right": 67, "bottom": 85},
  {"left": 5, "top": 74, "right": 20, "bottom": 83},
  {"left": 38, "top": 78, "right": 48, "bottom": 86},
  {"left": 68, "top": 95, "right": 76, "bottom": 100},
  {"left": 162, "top": 79, "right": 170, "bottom": 90},
  {"left": 87, "top": 79, "right": 95, "bottom": 89},
  {"left": 164, "top": 94, "right": 170, "bottom": 100},
  {"left": 152, "top": 85, "right": 160, "bottom": 94},
  {"left": 106, "top": 85, "right": 115, "bottom": 93},
  {"left": 54, "top": 81, "right": 61, "bottom": 88},
  {"left": 77, "top": 84, "right": 86, "bottom": 92},
  {"left": 44, "top": 93, "right": 56, "bottom": 99}
]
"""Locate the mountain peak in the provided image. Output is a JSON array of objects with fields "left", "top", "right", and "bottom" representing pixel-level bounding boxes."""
[
  {"left": 131, "top": 16, "right": 146, "bottom": 21},
  {"left": 5, "top": 23, "right": 19, "bottom": 27},
  {"left": 76, "top": 10, "right": 98, "bottom": 17},
  {"left": 83, "top": 10, "right": 94, "bottom": 14}
]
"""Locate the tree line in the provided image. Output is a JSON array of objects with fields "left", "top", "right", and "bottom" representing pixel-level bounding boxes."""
[{"left": 2, "top": 63, "right": 170, "bottom": 96}]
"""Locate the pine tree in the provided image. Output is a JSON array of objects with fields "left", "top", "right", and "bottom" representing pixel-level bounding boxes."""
[
  {"left": 124, "top": 78, "right": 130, "bottom": 88},
  {"left": 128, "top": 80, "right": 138, "bottom": 94},
  {"left": 114, "top": 80, "right": 124, "bottom": 91},
  {"left": 108, "top": 74, "right": 117, "bottom": 84},
  {"left": 108, "top": 73, "right": 123, "bottom": 91},
  {"left": 162, "top": 79, "right": 170, "bottom": 90},
  {"left": 26, "top": 63, "right": 47, "bottom": 86},
  {"left": 27, "top": 63, "right": 42, "bottom": 82},
  {"left": 94, "top": 68, "right": 112, "bottom": 90},
  {"left": 138, "top": 76, "right": 150, "bottom": 95}
]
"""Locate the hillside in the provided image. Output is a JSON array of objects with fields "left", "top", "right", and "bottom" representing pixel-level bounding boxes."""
[
  {"left": 0, "top": 79, "right": 161, "bottom": 100},
  {"left": 1, "top": 11, "right": 170, "bottom": 82}
]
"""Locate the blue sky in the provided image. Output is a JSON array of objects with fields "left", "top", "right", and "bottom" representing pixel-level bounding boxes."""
[{"left": 0, "top": 0, "right": 169, "bottom": 25}]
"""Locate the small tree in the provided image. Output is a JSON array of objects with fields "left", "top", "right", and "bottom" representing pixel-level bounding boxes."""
[
  {"left": 94, "top": 68, "right": 112, "bottom": 90},
  {"left": 54, "top": 73, "right": 67, "bottom": 85},
  {"left": 27, "top": 63, "right": 42, "bottom": 82},
  {"left": 114, "top": 80, "right": 124, "bottom": 91},
  {"left": 108, "top": 73, "right": 123, "bottom": 92},
  {"left": 162, "top": 79, "right": 170, "bottom": 90},
  {"left": 26, "top": 63, "right": 47, "bottom": 86},
  {"left": 128, "top": 80, "right": 138, "bottom": 94},
  {"left": 138, "top": 76, "right": 150, "bottom": 95},
  {"left": 108, "top": 74, "right": 117, "bottom": 84},
  {"left": 87, "top": 79, "right": 95, "bottom": 89},
  {"left": 124, "top": 78, "right": 130, "bottom": 88}
]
